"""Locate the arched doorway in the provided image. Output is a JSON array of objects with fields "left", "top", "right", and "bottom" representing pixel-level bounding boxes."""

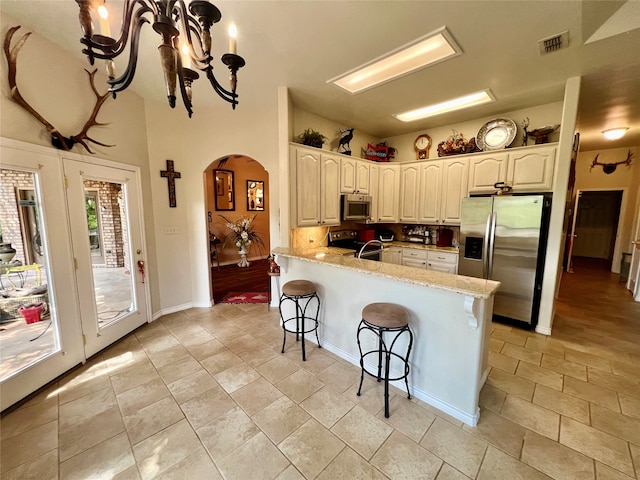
[{"left": 204, "top": 155, "right": 270, "bottom": 303}]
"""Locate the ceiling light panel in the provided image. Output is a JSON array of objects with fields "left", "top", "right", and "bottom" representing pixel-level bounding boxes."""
[
  {"left": 394, "top": 90, "right": 496, "bottom": 122},
  {"left": 328, "top": 27, "right": 462, "bottom": 94}
]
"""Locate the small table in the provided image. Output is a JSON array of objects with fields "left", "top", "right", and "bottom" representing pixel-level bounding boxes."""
[
  {"left": 5, "top": 263, "right": 44, "bottom": 289},
  {"left": 267, "top": 270, "right": 281, "bottom": 310},
  {"left": 0, "top": 260, "right": 22, "bottom": 289}
]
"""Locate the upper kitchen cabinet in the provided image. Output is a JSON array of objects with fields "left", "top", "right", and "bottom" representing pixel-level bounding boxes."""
[
  {"left": 376, "top": 164, "right": 400, "bottom": 223},
  {"left": 340, "top": 157, "right": 370, "bottom": 194},
  {"left": 440, "top": 157, "right": 469, "bottom": 224},
  {"left": 399, "top": 164, "right": 420, "bottom": 222},
  {"left": 290, "top": 145, "right": 341, "bottom": 227},
  {"left": 467, "top": 152, "right": 508, "bottom": 194},
  {"left": 417, "top": 161, "right": 442, "bottom": 224}
]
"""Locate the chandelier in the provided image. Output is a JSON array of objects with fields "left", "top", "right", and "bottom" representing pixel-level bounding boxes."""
[{"left": 76, "top": 0, "right": 245, "bottom": 117}]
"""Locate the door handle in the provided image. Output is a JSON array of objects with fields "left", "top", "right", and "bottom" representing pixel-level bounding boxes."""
[
  {"left": 137, "top": 260, "right": 145, "bottom": 284},
  {"left": 482, "top": 213, "right": 491, "bottom": 278},
  {"left": 488, "top": 212, "right": 497, "bottom": 278}
]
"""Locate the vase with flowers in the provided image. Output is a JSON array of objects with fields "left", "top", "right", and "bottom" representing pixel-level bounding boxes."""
[{"left": 221, "top": 214, "right": 265, "bottom": 267}]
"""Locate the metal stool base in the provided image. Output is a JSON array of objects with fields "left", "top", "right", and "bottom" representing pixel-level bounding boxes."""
[{"left": 279, "top": 291, "right": 320, "bottom": 361}]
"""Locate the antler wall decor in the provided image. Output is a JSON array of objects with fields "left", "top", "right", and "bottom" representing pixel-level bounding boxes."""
[
  {"left": 4, "top": 26, "right": 114, "bottom": 154},
  {"left": 590, "top": 150, "right": 634, "bottom": 174}
]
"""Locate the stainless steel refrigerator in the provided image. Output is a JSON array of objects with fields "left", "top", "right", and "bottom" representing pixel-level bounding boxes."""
[{"left": 458, "top": 195, "right": 551, "bottom": 327}]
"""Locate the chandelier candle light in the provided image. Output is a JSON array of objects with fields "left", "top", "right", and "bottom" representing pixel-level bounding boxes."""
[{"left": 76, "top": 0, "right": 246, "bottom": 117}]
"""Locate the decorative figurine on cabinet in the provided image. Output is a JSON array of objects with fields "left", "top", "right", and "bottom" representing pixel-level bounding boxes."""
[{"left": 338, "top": 128, "right": 354, "bottom": 155}]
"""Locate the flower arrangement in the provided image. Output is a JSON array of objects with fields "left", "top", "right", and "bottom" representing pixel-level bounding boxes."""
[
  {"left": 220, "top": 214, "right": 265, "bottom": 253},
  {"left": 437, "top": 130, "right": 479, "bottom": 157}
]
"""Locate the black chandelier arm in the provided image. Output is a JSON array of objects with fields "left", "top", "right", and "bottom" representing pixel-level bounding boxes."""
[
  {"left": 107, "top": 15, "right": 150, "bottom": 95},
  {"left": 205, "top": 67, "right": 238, "bottom": 107}
]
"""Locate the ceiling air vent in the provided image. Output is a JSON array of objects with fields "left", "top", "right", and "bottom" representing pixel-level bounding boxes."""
[{"left": 538, "top": 31, "right": 569, "bottom": 55}]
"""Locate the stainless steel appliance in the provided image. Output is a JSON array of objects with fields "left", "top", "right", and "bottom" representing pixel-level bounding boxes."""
[
  {"left": 341, "top": 194, "right": 372, "bottom": 221},
  {"left": 458, "top": 195, "right": 551, "bottom": 327},
  {"left": 328, "top": 230, "right": 383, "bottom": 261}
]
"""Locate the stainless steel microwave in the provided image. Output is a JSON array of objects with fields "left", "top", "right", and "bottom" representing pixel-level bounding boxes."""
[{"left": 341, "top": 194, "right": 372, "bottom": 221}]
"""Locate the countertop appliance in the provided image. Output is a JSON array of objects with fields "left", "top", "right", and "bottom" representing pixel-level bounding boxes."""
[
  {"left": 341, "top": 194, "right": 372, "bottom": 221},
  {"left": 458, "top": 194, "right": 551, "bottom": 328},
  {"left": 377, "top": 229, "right": 395, "bottom": 242},
  {"left": 328, "top": 230, "right": 383, "bottom": 261}
]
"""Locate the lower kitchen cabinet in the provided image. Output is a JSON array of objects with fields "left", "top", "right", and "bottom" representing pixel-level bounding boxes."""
[
  {"left": 402, "top": 248, "right": 427, "bottom": 269},
  {"left": 427, "top": 250, "right": 458, "bottom": 274},
  {"left": 381, "top": 246, "right": 403, "bottom": 265}
]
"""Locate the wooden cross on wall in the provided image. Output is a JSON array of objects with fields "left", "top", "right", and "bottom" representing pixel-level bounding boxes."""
[{"left": 160, "top": 159, "right": 181, "bottom": 208}]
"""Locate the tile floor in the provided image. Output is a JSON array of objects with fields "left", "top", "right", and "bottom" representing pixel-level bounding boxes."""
[{"left": 1, "top": 263, "right": 639, "bottom": 479}]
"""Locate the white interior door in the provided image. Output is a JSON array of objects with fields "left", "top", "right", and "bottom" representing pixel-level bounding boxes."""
[
  {"left": 0, "top": 144, "right": 84, "bottom": 411},
  {"left": 628, "top": 194, "right": 640, "bottom": 299},
  {"left": 64, "top": 159, "right": 148, "bottom": 357},
  {"left": 565, "top": 191, "right": 581, "bottom": 273}
]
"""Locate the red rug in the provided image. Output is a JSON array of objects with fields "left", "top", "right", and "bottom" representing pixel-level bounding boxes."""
[{"left": 221, "top": 292, "right": 269, "bottom": 304}]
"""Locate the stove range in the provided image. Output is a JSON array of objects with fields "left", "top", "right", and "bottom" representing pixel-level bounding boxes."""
[{"left": 328, "top": 230, "right": 384, "bottom": 261}]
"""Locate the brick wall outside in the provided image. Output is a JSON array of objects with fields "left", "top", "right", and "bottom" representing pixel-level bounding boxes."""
[{"left": 0, "top": 169, "right": 33, "bottom": 264}]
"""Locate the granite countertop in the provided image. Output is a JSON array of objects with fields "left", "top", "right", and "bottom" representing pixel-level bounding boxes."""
[
  {"left": 383, "top": 241, "right": 459, "bottom": 253},
  {"left": 272, "top": 247, "right": 500, "bottom": 299}
]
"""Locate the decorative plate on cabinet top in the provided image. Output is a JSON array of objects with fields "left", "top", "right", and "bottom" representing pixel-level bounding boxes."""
[{"left": 476, "top": 118, "right": 517, "bottom": 151}]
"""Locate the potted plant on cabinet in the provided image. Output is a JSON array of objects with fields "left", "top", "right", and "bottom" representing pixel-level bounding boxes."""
[{"left": 297, "top": 128, "right": 328, "bottom": 148}]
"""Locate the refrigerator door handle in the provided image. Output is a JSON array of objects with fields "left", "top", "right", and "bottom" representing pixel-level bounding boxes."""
[
  {"left": 483, "top": 213, "right": 492, "bottom": 278},
  {"left": 488, "top": 212, "right": 497, "bottom": 277}
]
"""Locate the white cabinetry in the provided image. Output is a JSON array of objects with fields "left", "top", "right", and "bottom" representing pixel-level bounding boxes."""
[
  {"left": 440, "top": 158, "right": 469, "bottom": 224},
  {"left": 467, "top": 153, "right": 508, "bottom": 194},
  {"left": 417, "top": 161, "right": 441, "bottom": 223},
  {"left": 402, "top": 248, "right": 427, "bottom": 269},
  {"left": 375, "top": 164, "right": 400, "bottom": 223},
  {"left": 290, "top": 145, "right": 340, "bottom": 227},
  {"left": 340, "top": 158, "right": 370, "bottom": 194},
  {"left": 381, "top": 246, "right": 402, "bottom": 265},
  {"left": 427, "top": 251, "right": 458, "bottom": 274},
  {"left": 399, "top": 164, "right": 420, "bottom": 222}
]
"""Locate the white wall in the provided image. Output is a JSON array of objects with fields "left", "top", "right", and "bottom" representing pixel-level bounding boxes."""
[{"left": 0, "top": 17, "right": 161, "bottom": 314}]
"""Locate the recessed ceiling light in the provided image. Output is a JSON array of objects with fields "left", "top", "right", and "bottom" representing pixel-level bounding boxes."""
[
  {"left": 328, "top": 27, "right": 462, "bottom": 94},
  {"left": 602, "top": 128, "right": 629, "bottom": 140},
  {"left": 394, "top": 90, "right": 496, "bottom": 122}
]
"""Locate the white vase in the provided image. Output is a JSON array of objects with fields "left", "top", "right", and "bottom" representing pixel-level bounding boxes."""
[{"left": 237, "top": 249, "right": 250, "bottom": 268}]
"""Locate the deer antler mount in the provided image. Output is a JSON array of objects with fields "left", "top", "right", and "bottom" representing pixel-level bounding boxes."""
[
  {"left": 4, "top": 26, "right": 114, "bottom": 154},
  {"left": 590, "top": 150, "right": 634, "bottom": 174}
]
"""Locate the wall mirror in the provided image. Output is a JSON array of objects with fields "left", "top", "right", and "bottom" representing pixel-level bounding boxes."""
[
  {"left": 214, "top": 170, "right": 234, "bottom": 211},
  {"left": 247, "top": 180, "right": 264, "bottom": 211}
]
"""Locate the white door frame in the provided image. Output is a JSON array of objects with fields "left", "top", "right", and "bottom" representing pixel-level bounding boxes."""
[{"left": 627, "top": 190, "right": 640, "bottom": 300}]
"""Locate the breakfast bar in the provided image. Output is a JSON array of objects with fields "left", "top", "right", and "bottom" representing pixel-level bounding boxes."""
[{"left": 272, "top": 246, "right": 500, "bottom": 426}]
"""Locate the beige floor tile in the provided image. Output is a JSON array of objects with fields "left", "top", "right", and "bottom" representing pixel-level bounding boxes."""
[
  {"left": 331, "top": 405, "right": 393, "bottom": 460},
  {"left": 154, "top": 447, "right": 221, "bottom": 480},
  {"left": 317, "top": 361, "right": 361, "bottom": 393},
  {"left": 610, "top": 359, "right": 640, "bottom": 381},
  {"left": 532, "top": 384, "right": 590, "bottom": 424},
  {"left": 276, "top": 368, "right": 324, "bottom": 403},
  {"left": 145, "top": 344, "right": 191, "bottom": 369},
  {"left": 587, "top": 367, "right": 640, "bottom": 398},
  {"left": 489, "top": 337, "right": 505, "bottom": 353},
  {"left": 256, "top": 355, "right": 301, "bottom": 383},
  {"left": 225, "top": 333, "right": 267, "bottom": 355},
  {"left": 58, "top": 365, "right": 113, "bottom": 406},
  {"left": 619, "top": 393, "right": 640, "bottom": 420},
  {"left": 317, "top": 447, "right": 387, "bottom": 480},
  {"left": 132, "top": 419, "right": 202, "bottom": 480},
  {"left": 0, "top": 395, "right": 58, "bottom": 440},
  {"left": 501, "top": 343, "right": 542, "bottom": 366},
  {"left": 413, "top": 399, "right": 465, "bottom": 428},
  {"left": 491, "top": 327, "right": 528, "bottom": 347},
  {"left": 486, "top": 368, "right": 535, "bottom": 401},
  {"left": 478, "top": 384, "right": 506, "bottom": 414},
  {"left": 276, "top": 465, "right": 305, "bottom": 480},
  {"left": 238, "top": 346, "right": 279, "bottom": 368},
  {"left": 559, "top": 416, "right": 634, "bottom": 477},
  {"left": 59, "top": 405, "right": 125, "bottom": 461},
  {"left": 0, "top": 449, "right": 58, "bottom": 480},
  {"left": 489, "top": 350, "right": 519, "bottom": 374},
  {"left": 515, "top": 361, "right": 564, "bottom": 391},
  {"left": 170, "top": 325, "right": 215, "bottom": 348},
  {"left": 296, "top": 350, "right": 338, "bottom": 375},
  {"left": 60, "top": 432, "right": 135, "bottom": 480},
  {"left": 565, "top": 348, "right": 612, "bottom": 372},
  {"left": 137, "top": 332, "right": 181, "bottom": 354},
  {"left": 156, "top": 355, "right": 202, "bottom": 384},
  {"left": 477, "top": 446, "right": 552, "bottom": 479},
  {"left": 184, "top": 338, "right": 227, "bottom": 361},
  {"left": 0, "top": 420, "right": 57, "bottom": 472},
  {"left": 58, "top": 386, "right": 118, "bottom": 429},
  {"left": 112, "top": 464, "right": 140, "bottom": 480},
  {"left": 196, "top": 406, "right": 260, "bottom": 461},
  {"left": 376, "top": 394, "right": 435, "bottom": 442},
  {"left": 500, "top": 395, "right": 560, "bottom": 440},
  {"left": 217, "top": 431, "right": 289, "bottom": 480},
  {"left": 252, "top": 396, "right": 311, "bottom": 444},
  {"left": 595, "top": 461, "right": 636, "bottom": 480},
  {"left": 123, "top": 395, "right": 184, "bottom": 445},
  {"left": 300, "top": 385, "right": 355, "bottom": 428},
  {"left": 372, "top": 430, "right": 442, "bottom": 480},
  {"left": 212, "top": 323, "right": 247, "bottom": 343},
  {"left": 345, "top": 376, "right": 389, "bottom": 416},
  {"left": 420, "top": 417, "right": 487, "bottom": 478},
  {"left": 110, "top": 359, "right": 160, "bottom": 395},
  {"left": 564, "top": 376, "right": 620, "bottom": 412},
  {"left": 231, "top": 376, "right": 284, "bottom": 415},
  {"left": 629, "top": 444, "right": 640, "bottom": 479},
  {"left": 590, "top": 403, "right": 640, "bottom": 445},
  {"left": 541, "top": 354, "right": 587, "bottom": 381},
  {"left": 462, "top": 409, "right": 527, "bottom": 458},
  {"left": 200, "top": 350, "right": 243, "bottom": 376},
  {"left": 179, "top": 385, "right": 236, "bottom": 429},
  {"left": 279, "top": 419, "right": 345, "bottom": 479},
  {"left": 214, "top": 362, "right": 262, "bottom": 394},
  {"left": 436, "top": 463, "right": 471, "bottom": 479},
  {"left": 521, "top": 430, "right": 595, "bottom": 480},
  {"left": 167, "top": 369, "right": 218, "bottom": 404},
  {"left": 524, "top": 336, "right": 566, "bottom": 359},
  {"left": 116, "top": 378, "right": 170, "bottom": 417}
]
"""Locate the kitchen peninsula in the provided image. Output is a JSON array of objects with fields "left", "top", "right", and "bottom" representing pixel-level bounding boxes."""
[{"left": 272, "top": 246, "right": 500, "bottom": 426}]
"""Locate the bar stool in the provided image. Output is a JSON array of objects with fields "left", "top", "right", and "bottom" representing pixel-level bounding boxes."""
[
  {"left": 279, "top": 280, "right": 321, "bottom": 361},
  {"left": 357, "top": 302, "right": 413, "bottom": 418}
]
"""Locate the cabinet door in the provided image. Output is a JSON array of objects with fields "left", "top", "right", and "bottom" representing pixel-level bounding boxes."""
[
  {"left": 294, "top": 148, "right": 321, "bottom": 226},
  {"left": 427, "top": 262, "right": 457, "bottom": 274},
  {"left": 468, "top": 153, "right": 508, "bottom": 193},
  {"left": 340, "top": 158, "right": 357, "bottom": 193},
  {"left": 355, "top": 160, "right": 370, "bottom": 194},
  {"left": 377, "top": 164, "right": 400, "bottom": 223},
  {"left": 402, "top": 257, "right": 427, "bottom": 269},
  {"left": 389, "top": 248, "right": 403, "bottom": 265},
  {"left": 400, "top": 163, "right": 420, "bottom": 222},
  {"left": 418, "top": 161, "right": 442, "bottom": 223},
  {"left": 368, "top": 164, "right": 379, "bottom": 223},
  {"left": 441, "top": 158, "right": 469, "bottom": 224},
  {"left": 507, "top": 147, "right": 555, "bottom": 191},
  {"left": 321, "top": 154, "right": 341, "bottom": 225}
]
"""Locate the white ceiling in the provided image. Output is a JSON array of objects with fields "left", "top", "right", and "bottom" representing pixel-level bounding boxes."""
[{"left": 1, "top": 0, "right": 639, "bottom": 152}]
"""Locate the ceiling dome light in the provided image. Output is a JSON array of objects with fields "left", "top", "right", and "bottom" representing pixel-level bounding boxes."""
[{"left": 602, "top": 128, "right": 629, "bottom": 140}]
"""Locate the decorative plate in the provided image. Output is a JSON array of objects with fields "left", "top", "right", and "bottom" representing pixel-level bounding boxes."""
[{"left": 476, "top": 118, "right": 517, "bottom": 151}]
